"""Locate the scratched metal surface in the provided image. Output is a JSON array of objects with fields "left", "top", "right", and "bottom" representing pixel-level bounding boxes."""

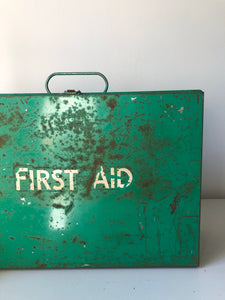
[{"left": 0, "top": 90, "right": 203, "bottom": 268}]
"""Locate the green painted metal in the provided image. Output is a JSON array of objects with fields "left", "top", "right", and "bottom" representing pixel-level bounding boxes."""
[{"left": 0, "top": 90, "right": 203, "bottom": 268}]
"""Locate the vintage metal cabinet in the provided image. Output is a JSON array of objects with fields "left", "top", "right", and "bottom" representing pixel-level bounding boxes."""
[{"left": 0, "top": 73, "right": 203, "bottom": 268}]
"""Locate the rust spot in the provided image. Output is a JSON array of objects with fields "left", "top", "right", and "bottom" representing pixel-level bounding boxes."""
[
  {"left": 39, "top": 264, "right": 48, "bottom": 268},
  {"left": 34, "top": 190, "right": 42, "bottom": 196},
  {"left": 24, "top": 235, "right": 41, "bottom": 240},
  {"left": 0, "top": 134, "right": 11, "bottom": 148},
  {"left": 23, "top": 235, "right": 52, "bottom": 243},
  {"left": 77, "top": 154, "right": 84, "bottom": 161},
  {"left": 141, "top": 201, "right": 148, "bottom": 213},
  {"left": 108, "top": 153, "right": 124, "bottom": 160},
  {"left": 72, "top": 236, "right": 77, "bottom": 243},
  {"left": 9, "top": 237, "right": 15, "bottom": 240},
  {"left": 140, "top": 234, "right": 145, "bottom": 240},
  {"left": 142, "top": 182, "right": 149, "bottom": 188},
  {"left": 71, "top": 235, "right": 86, "bottom": 246},
  {"left": 79, "top": 240, "right": 86, "bottom": 246},
  {"left": 48, "top": 119, "right": 54, "bottom": 135},
  {"left": 62, "top": 240, "right": 67, "bottom": 244},
  {"left": 138, "top": 123, "right": 152, "bottom": 135},
  {"left": 117, "top": 190, "right": 134, "bottom": 201},
  {"left": 156, "top": 193, "right": 170, "bottom": 202},
  {"left": 95, "top": 146, "right": 105, "bottom": 154},
  {"left": 8, "top": 111, "right": 24, "bottom": 131},
  {"left": 65, "top": 201, "right": 74, "bottom": 215},
  {"left": 110, "top": 140, "right": 116, "bottom": 149},
  {"left": 52, "top": 203, "right": 64, "bottom": 209},
  {"left": 170, "top": 193, "right": 180, "bottom": 214},
  {"left": 107, "top": 98, "right": 117, "bottom": 110}
]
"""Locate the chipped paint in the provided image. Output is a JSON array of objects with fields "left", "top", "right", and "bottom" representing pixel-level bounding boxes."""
[{"left": 178, "top": 107, "right": 184, "bottom": 114}]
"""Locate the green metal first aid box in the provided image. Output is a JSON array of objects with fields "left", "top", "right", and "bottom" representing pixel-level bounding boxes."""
[{"left": 0, "top": 73, "right": 204, "bottom": 268}]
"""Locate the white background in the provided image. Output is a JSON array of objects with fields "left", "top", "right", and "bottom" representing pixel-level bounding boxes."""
[
  {"left": 0, "top": 2, "right": 225, "bottom": 299},
  {"left": 0, "top": 0, "right": 225, "bottom": 197}
]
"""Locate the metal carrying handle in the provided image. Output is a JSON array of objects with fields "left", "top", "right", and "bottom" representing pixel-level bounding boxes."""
[{"left": 45, "top": 72, "right": 109, "bottom": 93}]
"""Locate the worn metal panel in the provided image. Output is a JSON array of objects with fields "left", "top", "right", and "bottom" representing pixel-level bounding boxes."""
[{"left": 0, "top": 90, "right": 203, "bottom": 268}]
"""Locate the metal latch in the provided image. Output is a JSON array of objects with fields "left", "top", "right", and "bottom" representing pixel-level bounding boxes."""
[{"left": 64, "top": 89, "right": 82, "bottom": 95}]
